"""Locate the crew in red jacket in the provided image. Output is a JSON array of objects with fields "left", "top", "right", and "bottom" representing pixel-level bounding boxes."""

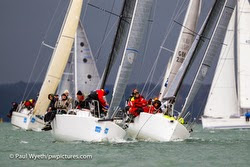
[
  {"left": 144, "top": 99, "right": 162, "bottom": 114},
  {"left": 128, "top": 92, "right": 147, "bottom": 117},
  {"left": 84, "top": 89, "right": 109, "bottom": 116}
]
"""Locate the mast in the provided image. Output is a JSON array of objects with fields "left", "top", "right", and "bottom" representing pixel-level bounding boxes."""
[
  {"left": 159, "top": 0, "right": 201, "bottom": 101},
  {"left": 179, "top": 0, "right": 236, "bottom": 118},
  {"left": 74, "top": 28, "right": 78, "bottom": 97},
  {"left": 99, "top": 0, "right": 128, "bottom": 89},
  {"left": 34, "top": 0, "right": 83, "bottom": 115},
  {"left": 108, "top": 0, "right": 155, "bottom": 119}
]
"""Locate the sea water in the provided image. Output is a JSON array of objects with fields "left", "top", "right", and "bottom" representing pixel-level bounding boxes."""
[{"left": 0, "top": 123, "right": 249, "bottom": 167}]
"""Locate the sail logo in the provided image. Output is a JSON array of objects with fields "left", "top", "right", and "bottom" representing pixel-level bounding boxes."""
[
  {"left": 201, "top": 65, "right": 209, "bottom": 79},
  {"left": 164, "top": 78, "right": 169, "bottom": 87},
  {"left": 104, "top": 128, "right": 109, "bottom": 134},
  {"left": 95, "top": 126, "right": 102, "bottom": 133},
  {"left": 23, "top": 118, "right": 27, "bottom": 123},
  {"left": 31, "top": 118, "right": 36, "bottom": 123},
  {"left": 127, "top": 53, "right": 135, "bottom": 64}
]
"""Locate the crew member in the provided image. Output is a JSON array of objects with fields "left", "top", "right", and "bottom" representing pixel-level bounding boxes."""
[
  {"left": 127, "top": 91, "right": 147, "bottom": 121},
  {"left": 144, "top": 99, "right": 162, "bottom": 114},
  {"left": 75, "top": 90, "right": 85, "bottom": 109},
  {"left": 84, "top": 89, "right": 109, "bottom": 116}
]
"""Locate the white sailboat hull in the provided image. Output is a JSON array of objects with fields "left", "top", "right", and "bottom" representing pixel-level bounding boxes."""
[
  {"left": 51, "top": 109, "right": 126, "bottom": 142},
  {"left": 202, "top": 116, "right": 250, "bottom": 129},
  {"left": 11, "top": 110, "right": 45, "bottom": 131},
  {"left": 126, "top": 112, "right": 190, "bottom": 141}
]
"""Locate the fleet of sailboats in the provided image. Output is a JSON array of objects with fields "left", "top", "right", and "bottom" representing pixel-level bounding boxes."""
[{"left": 9, "top": 0, "right": 250, "bottom": 142}]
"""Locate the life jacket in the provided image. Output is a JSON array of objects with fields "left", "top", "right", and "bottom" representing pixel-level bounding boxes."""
[
  {"left": 130, "top": 96, "right": 147, "bottom": 108},
  {"left": 24, "top": 101, "right": 32, "bottom": 108}
]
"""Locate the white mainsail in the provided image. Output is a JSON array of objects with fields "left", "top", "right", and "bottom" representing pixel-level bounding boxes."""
[
  {"left": 237, "top": 0, "right": 250, "bottom": 110},
  {"left": 159, "top": 0, "right": 201, "bottom": 100},
  {"left": 203, "top": 9, "right": 239, "bottom": 118},
  {"left": 57, "top": 22, "right": 100, "bottom": 98},
  {"left": 108, "top": 0, "right": 155, "bottom": 118},
  {"left": 34, "top": 0, "right": 83, "bottom": 115},
  {"left": 74, "top": 23, "right": 100, "bottom": 96}
]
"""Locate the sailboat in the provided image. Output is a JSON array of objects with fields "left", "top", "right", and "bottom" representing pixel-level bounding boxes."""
[
  {"left": 11, "top": 0, "right": 83, "bottom": 131},
  {"left": 50, "top": 0, "right": 140, "bottom": 142},
  {"left": 126, "top": 0, "right": 236, "bottom": 141},
  {"left": 202, "top": 0, "right": 250, "bottom": 129},
  {"left": 50, "top": 21, "right": 127, "bottom": 142},
  {"left": 124, "top": 0, "right": 201, "bottom": 141}
]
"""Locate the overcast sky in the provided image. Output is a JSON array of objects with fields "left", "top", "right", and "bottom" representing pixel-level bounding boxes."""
[{"left": 0, "top": 0, "right": 214, "bottom": 85}]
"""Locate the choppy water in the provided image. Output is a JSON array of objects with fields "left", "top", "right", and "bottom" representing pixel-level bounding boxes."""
[{"left": 0, "top": 123, "right": 250, "bottom": 167}]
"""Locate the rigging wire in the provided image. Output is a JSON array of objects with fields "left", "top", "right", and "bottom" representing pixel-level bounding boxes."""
[
  {"left": 146, "top": 0, "right": 189, "bottom": 96},
  {"left": 21, "top": 0, "right": 64, "bottom": 102},
  {"left": 94, "top": 0, "right": 116, "bottom": 60},
  {"left": 141, "top": 0, "right": 183, "bottom": 94},
  {"left": 24, "top": 53, "right": 52, "bottom": 100},
  {"left": 136, "top": 0, "right": 158, "bottom": 89},
  {"left": 81, "top": 0, "right": 91, "bottom": 22},
  {"left": 141, "top": 0, "right": 188, "bottom": 95},
  {"left": 82, "top": 0, "right": 122, "bottom": 63}
]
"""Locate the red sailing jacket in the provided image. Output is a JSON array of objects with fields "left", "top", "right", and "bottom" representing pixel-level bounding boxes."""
[
  {"left": 144, "top": 105, "right": 162, "bottom": 114},
  {"left": 96, "top": 89, "right": 108, "bottom": 107},
  {"left": 128, "top": 96, "right": 147, "bottom": 116}
]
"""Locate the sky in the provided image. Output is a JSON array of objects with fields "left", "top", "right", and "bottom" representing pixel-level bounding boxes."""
[{"left": 0, "top": 0, "right": 214, "bottom": 86}]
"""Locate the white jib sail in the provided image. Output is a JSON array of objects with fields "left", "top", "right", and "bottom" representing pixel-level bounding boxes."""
[
  {"left": 204, "top": 9, "right": 239, "bottom": 118},
  {"left": 159, "top": 0, "right": 201, "bottom": 100},
  {"left": 34, "top": 0, "right": 83, "bottom": 115}
]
